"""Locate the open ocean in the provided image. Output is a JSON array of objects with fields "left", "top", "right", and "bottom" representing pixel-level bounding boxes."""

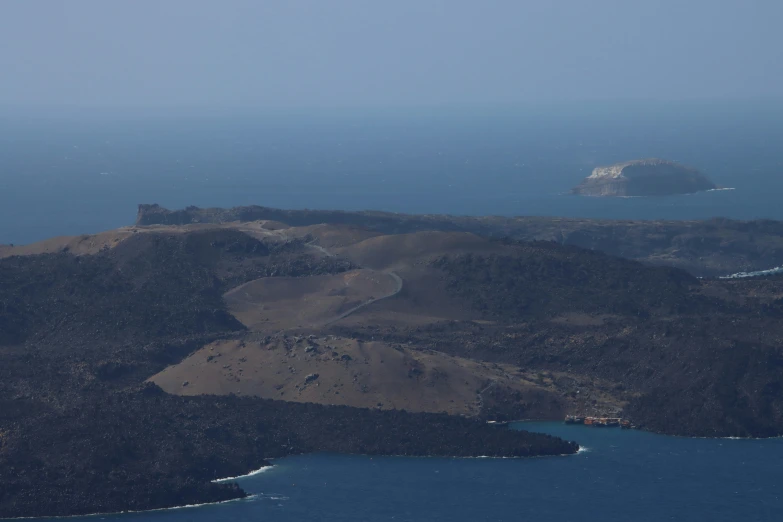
[
  {"left": 2, "top": 102, "right": 783, "bottom": 246},
  {"left": 4, "top": 102, "right": 783, "bottom": 520}
]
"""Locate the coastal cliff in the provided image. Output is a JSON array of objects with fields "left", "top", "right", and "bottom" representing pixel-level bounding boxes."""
[{"left": 571, "top": 159, "right": 717, "bottom": 197}]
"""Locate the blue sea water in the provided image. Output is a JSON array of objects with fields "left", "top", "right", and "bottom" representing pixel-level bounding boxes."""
[
  {"left": 36, "top": 422, "right": 783, "bottom": 522},
  {"left": 2, "top": 102, "right": 783, "bottom": 245}
]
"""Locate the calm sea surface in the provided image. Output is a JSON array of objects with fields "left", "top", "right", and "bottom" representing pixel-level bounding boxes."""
[
  {"left": 34, "top": 422, "right": 783, "bottom": 522},
  {"left": 2, "top": 102, "right": 783, "bottom": 245}
]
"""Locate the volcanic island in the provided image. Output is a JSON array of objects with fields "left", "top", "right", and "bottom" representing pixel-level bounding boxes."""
[{"left": 572, "top": 159, "right": 717, "bottom": 197}]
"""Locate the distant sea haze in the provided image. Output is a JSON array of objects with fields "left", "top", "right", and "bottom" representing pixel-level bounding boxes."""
[{"left": 2, "top": 102, "right": 782, "bottom": 245}]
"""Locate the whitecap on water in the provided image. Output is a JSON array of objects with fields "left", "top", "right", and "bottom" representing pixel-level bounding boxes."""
[
  {"left": 213, "top": 465, "right": 274, "bottom": 483},
  {"left": 720, "top": 266, "right": 783, "bottom": 279}
]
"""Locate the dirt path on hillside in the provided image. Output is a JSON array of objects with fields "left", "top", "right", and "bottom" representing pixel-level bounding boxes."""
[
  {"left": 260, "top": 234, "right": 404, "bottom": 333},
  {"left": 303, "top": 236, "right": 403, "bottom": 328},
  {"left": 315, "top": 271, "right": 403, "bottom": 327}
]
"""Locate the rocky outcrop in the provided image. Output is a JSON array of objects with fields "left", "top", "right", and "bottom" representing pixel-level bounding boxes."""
[{"left": 571, "top": 159, "right": 717, "bottom": 197}]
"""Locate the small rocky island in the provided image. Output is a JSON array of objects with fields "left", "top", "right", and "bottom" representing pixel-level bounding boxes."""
[{"left": 572, "top": 159, "right": 717, "bottom": 197}]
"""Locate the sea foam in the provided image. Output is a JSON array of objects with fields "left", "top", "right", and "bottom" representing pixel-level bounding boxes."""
[{"left": 213, "top": 465, "right": 274, "bottom": 483}]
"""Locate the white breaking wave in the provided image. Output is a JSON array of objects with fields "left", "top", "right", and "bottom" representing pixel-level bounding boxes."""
[
  {"left": 577, "top": 446, "right": 590, "bottom": 454},
  {"left": 8, "top": 495, "right": 258, "bottom": 520},
  {"left": 719, "top": 266, "right": 783, "bottom": 280},
  {"left": 213, "top": 465, "right": 274, "bottom": 483},
  {"left": 155, "top": 494, "right": 259, "bottom": 510}
]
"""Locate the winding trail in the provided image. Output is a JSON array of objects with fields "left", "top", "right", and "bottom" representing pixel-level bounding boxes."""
[
  {"left": 315, "top": 271, "right": 403, "bottom": 328},
  {"left": 476, "top": 381, "right": 497, "bottom": 414},
  {"left": 263, "top": 238, "right": 404, "bottom": 334},
  {"left": 303, "top": 238, "right": 404, "bottom": 327},
  {"left": 719, "top": 265, "right": 783, "bottom": 279},
  {"left": 305, "top": 241, "right": 334, "bottom": 258}
]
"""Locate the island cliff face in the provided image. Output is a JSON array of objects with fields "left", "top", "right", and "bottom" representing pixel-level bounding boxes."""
[{"left": 572, "top": 159, "right": 717, "bottom": 197}]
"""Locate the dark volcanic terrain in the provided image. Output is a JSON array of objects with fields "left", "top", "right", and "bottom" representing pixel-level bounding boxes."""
[
  {"left": 0, "top": 225, "right": 573, "bottom": 519},
  {"left": 3, "top": 204, "right": 783, "bottom": 517}
]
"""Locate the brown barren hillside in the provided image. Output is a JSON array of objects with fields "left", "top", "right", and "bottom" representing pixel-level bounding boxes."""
[
  {"left": 130, "top": 215, "right": 783, "bottom": 438},
  {"left": 333, "top": 230, "right": 506, "bottom": 269},
  {"left": 135, "top": 204, "right": 783, "bottom": 277},
  {"left": 150, "top": 337, "right": 622, "bottom": 419}
]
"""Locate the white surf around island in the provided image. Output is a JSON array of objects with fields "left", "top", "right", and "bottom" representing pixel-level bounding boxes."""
[
  {"left": 561, "top": 186, "right": 735, "bottom": 197},
  {"left": 9, "top": 495, "right": 259, "bottom": 520},
  {"left": 719, "top": 265, "right": 783, "bottom": 279},
  {"left": 13, "top": 465, "right": 279, "bottom": 520},
  {"left": 143, "top": 494, "right": 259, "bottom": 512},
  {"left": 213, "top": 464, "right": 275, "bottom": 483}
]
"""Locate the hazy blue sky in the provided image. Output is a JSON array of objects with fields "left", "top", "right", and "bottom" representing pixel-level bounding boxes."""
[{"left": 1, "top": 0, "right": 781, "bottom": 108}]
